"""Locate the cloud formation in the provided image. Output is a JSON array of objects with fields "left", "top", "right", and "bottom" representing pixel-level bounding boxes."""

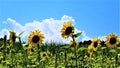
[
  {"left": 0, "top": 15, "right": 105, "bottom": 43},
  {"left": 81, "top": 31, "right": 91, "bottom": 42}
]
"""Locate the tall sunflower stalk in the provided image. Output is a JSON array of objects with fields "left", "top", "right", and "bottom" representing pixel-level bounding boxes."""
[
  {"left": 61, "top": 21, "right": 82, "bottom": 67},
  {"left": 37, "top": 44, "right": 41, "bottom": 61},
  {"left": 28, "top": 30, "right": 44, "bottom": 65},
  {"left": 17, "top": 31, "right": 28, "bottom": 67},
  {"left": 3, "top": 35, "right": 7, "bottom": 64},
  {"left": 8, "top": 30, "right": 16, "bottom": 46},
  {"left": 8, "top": 30, "right": 24, "bottom": 67},
  {"left": 72, "top": 35, "right": 78, "bottom": 67},
  {"left": 87, "top": 38, "right": 101, "bottom": 58},
  {"left": 64, "top": 48, "right": 67, "bottom": 68},
  {"left": 105, "top": 33, "right": 119, "bottom": 67},
  {"left": 8, "top": 30, "right": 17, "bottom": 67}
]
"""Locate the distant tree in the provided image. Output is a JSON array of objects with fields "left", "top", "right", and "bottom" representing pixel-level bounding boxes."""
[
  {"left": 0, "top": 38, "right": 3, "bottom": 41},
  {"left": 100, "top": 41, "right": 105, "bottom": 46}
]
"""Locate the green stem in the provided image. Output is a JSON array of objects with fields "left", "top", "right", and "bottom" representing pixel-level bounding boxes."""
[
  {"left": 3, "top": 35, "right": 7, "bottom": 65},
  {"left": 37, "top": 44, "right": 41, "bottom": 62},
  {"left": 55, "top": 53, "right": 58, "bottom": 68},
  {"left": 115, "top": 54, "right": 118, "bottom": 67},
  {"left": 11, "top": 45, "right": 15, "bottom": 67},
  {"left": 19, "top": 37, "right": 28, "bottom": 68},
  {"left": 101, "top": 49, "right": 104, "bottom": 67},
  {"left": 115, "top": 48, "right": 118, "bottom": 67},
  {"left": 64, "top": 49, "right": 67, "bottom": 68},
  {"left": 72, "top": 35, "right": 77, "bottom": 67},
  {"left": 18, "top": 37, "right": 21, "bottom": 44},
  {"left": 75, "top": 47, "right": 77, "bottom": 67},
  {"left": 24, "top": 50, "right": 28, "bottom": 68}
]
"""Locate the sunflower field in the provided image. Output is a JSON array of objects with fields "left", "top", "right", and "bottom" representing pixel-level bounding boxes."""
[{"left": 0, "top": 22, "right": 120, "bottom": 68}]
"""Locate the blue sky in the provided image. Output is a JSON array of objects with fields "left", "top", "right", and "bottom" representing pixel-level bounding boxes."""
[{"left": 0, "top": 0, "right": 119, "bottom": 42}]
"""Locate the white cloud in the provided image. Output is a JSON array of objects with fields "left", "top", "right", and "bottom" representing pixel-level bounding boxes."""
[
  {"left": 7, "top": 18, "right": 24, "bottom": 32},
  {"left": 0, "top": 28, "right": 9, "bottom": 39},
  {"left": 0, "top": 15, "right": 77, "bottom": 43},
  {"left": 0, "top": 15, "right": 105, "bottom": 43},
  {"left": 81, "top": 31, "right": 91, "bottom": 42},
  {"left": 80, "top": 31, "right": 106, "bottom": 42},
  {"left": 98, "top": 36, "right": 106, "bottom": 41},
  {"left": 61, "top": 15, "right": 75, "bottom": 22}
]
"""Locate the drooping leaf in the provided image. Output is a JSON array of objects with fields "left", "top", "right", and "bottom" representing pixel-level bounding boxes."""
[
  {"left": 16, "top": 31, "right": 24, "bottom": 38},
  {"left": 19, "top": 31, "right": 24, "bottom": 36},
  {"left": 77, "top": 47, "right": 87, "bottom": 52},
  {"left": 61, "top": 45, "right": 70, "bottom": 49},
  {"left": 109, "top": 49, "right": 116, "bottom": 53},
  {"left": 101, "top": 47, "right": 107, "bottom": 50},
  {"left": 117, "top": 47, "right": 120, "bottom": 50},
  {"left": 73, "top": 32, "right": 82, "bottom": 38}
]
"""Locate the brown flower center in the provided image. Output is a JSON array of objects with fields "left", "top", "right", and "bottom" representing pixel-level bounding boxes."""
[
  {"left": 71, "top": 44, "right": 75, "bottom": 47},
  {"left": 109, "top": 37, "right": 116, "bottom": 45},
  {"left": 65, "top": 27, "right": 73, "bottom": 35},
  {"left": 70, "top": 42, "right": 77, "bottom": 48},
  {"left": 94, "top": 42, "right": 98, "bottom": 48},
  {"left": 32, "top": 35, "right": 40, "bottom": 43},
  {"left": 43, "top": 53, "right": 46, "bottom": 57}
]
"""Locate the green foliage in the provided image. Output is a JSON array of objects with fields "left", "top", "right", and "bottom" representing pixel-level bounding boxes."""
[
  {"left": 73, "top": 32, "right": 82, "bottom": 38},
  {"left": 0, "top": 40, "right": 120, "bottom": 68}
]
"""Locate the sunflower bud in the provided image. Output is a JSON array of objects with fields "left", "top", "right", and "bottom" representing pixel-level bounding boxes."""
[{"left": 8, "top": 30, "right": 16, "bottom": 46}]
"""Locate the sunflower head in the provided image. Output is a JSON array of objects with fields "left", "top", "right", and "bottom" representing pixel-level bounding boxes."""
[
  {"left": 27, "top": 48, "right": 32, "bottom": 54},
  {"left": 87, "top": 44, "right": 95, "bottom": 58},
  {"left": 69, "top": 40, "right": 79, "bottom": 51},
  {"left": 27, "top": 45, "right": 33, "bottom": 54},
  {"left": 87, "top": 45, "right": 93, "bottom": 54},
  {"left": 8, "top": 29, "right": 16, "bottom": 46},
  {"left": 69, "top": 40, "right": 79, "bottom": 48},
  {"left": 91, "top": 38, "right": 101, "bottom": 51},
  {"left": 46, "top": 50, "right": 51, "bottom": 56},
  {"left": 28, "top": 30, "right": 45, "bottom": 46},
  {"left": 105, "top": 33, "right": 119, "bottom": 48},
  {"left": 118, "top": 38, "right": 120, "bottom": 43},
  {"left": 41, "top": 52, "right": 49, "bottom": 59},
  {"left": 61, "top": 22, "right": 74, "bottom": 39}
]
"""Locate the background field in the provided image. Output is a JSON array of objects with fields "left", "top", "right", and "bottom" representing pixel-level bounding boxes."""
[{"left": 0, "top": 38, "right": 120, "bottom": 68}]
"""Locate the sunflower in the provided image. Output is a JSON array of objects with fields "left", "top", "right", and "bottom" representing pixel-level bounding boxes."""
[
  {"left": 87, "top": 45, "right": 93, "bottom": 54},
  {"left": 119, "top": 38, "right": 120, "bottom": 43},
  {"left": 87, "top": 45, "right": 93, "bottom": 58},
  {"left": 46, "top": 50, "right": 51, "bottom": 56},
  {"left": 41, "top": 52, "right": 49, "bottom": 59},
  {"left": 61, "top": 22, "right": 74, "bottom": 39},
  {"left": 91, "top": 38, "right": 101, "bottom": 51},
  {"left": 8, "top": 30, "right": 16, "bottom": 46},
  {"left": 69, "top": 40, "right": 79, "bottom": 51},
  {"left": 28, "top": 30, "right": 45, "bottom": 46},
  {"left": 105, "top": 33, "right": 119, "bottom": 48},
  {"left": 27, "top": 45, "right": 32, "bottom": 54}
]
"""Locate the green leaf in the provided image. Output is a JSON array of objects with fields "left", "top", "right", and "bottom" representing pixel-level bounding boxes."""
[
  {"left": 0, "top": 64, "right": 7, "bottom": 68},
  {"left": 117, "top": 47, "right": 120, "bottom": 50},
  {"left": 118, "top": 54, "right": 120, "bottom": 57},
  {"left": 67, "top": 53, "right": 74, "bottom": 56},
  {"left": 77, "top": 47, "right": 87, "bottom": 52},
  {"left": 61, "top": 45, "right": 70, "bottom": 49},
  {"left": 15, "top": 53, "right": 22, "bottom": 57},
  {"left": 101, "top": 47, "right": 107, "bottom": 50},
  {"left": 16, "top": 31, "right": 24, "bottom": 38},
  {"left": 73, "top": 32, "right": 82, "bottom": 38},
  {"left": 109, "top": 49, "right": 116, "bottom": 53},
  {"left": 19, "top": 31, "right": 24, "bottom": 36}
]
